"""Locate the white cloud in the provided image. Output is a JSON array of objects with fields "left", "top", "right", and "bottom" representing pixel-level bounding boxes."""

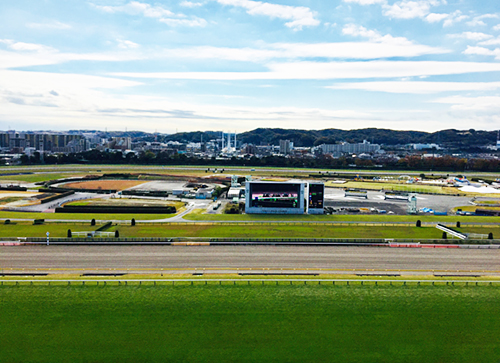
[
  {"left": 443, "top": 11, "right": 468, "bottom": 27},
  {"left": 465, "top": 13, "right": 499, "bottom": 27},
  {"left": 26, "top": 21, "right": 72, "bottom": 30},
  {"left": 163, "top": 40, "right": 446, "bottom": 61},
  {"left": 424, "top": 10, "right": 468, "bottom": 27},
  {"left": 342, "top": 24, "right": 417, "bottom": 46},
  {"left": 94, "top": 1, "right": 174, "bottom": 17},
  {"left": 111, "top": 60, "right": 500, "bottom": 80},
  {"left": 425, "top": 13, "right": 448, "bottom": 23},
  {"left": 343, "top": 0, "right": 386, "bottom": 4},
  {"left": 479, "top": 37, "right": 500, "bottom": 46},
  {"left": 434, "top": 95, "right": 500, "bottom": 112},
  {"left": 0, "top": 44, "right": 143, "bottom": 70},
  {"left": 180, "top": 1, "right": 204, "bottom": 7},
  {"left": 0, "top": 39, "right": 55, "bottom": 52},
  {"left": 383, "top": 1, "right": 430, "bottom": 19},
  {"left": 476, "top": 14, "right": 500, "bottom": 20},
  {"left": 342, "top": 24, "right": 381, "bottom": 39},
  {"left": 327, "top": 81, "right": 500, "bottom": 94},
  {"left": 92, "top": 1, "right": 206, "bottom": 27},
  {"left": 116, "top": 39, "right": 140, "bottom": 49},
  {"left": 382, "top": 0, "right": 446, "bottom": 20},
  {"left": 463, "top": 45, "right": 500, "bottom": 60},
  {"left": 493, "top": 24, "right": 500, "bottom": 31},
  {"left": 449, "top": 32, "right": 493, "bottom": 41},
  {"left": 466, "top": 19, "right": 486, "bottom": 27},
  {"left": 216, "top": 0, "right": 320, "bottom": 30},
  {"left": 160, "top": 17, "right": 207, "bottom": 27}
]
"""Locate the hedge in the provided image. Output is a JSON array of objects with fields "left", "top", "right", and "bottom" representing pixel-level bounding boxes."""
[{"left": 55, "top": 205, "right": 176, "bottom": 214}]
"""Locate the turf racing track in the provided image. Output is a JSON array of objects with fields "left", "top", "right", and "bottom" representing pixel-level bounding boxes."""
[{"left": 1, "top": 245, "right": 500, "bottom": 276}]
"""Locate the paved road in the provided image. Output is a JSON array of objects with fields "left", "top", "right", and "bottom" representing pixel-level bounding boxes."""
[
  {"left": 1, "top": 245, "right": 499, "bottom": 275},
  {"left": 324, "top": 188, "right": 471, "bottom": 214}
]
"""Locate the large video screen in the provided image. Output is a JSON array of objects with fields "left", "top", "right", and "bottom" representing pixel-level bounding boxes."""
[
  {"left": 250, "top": 183, "right": 301, "bottom": 209},
  {"left": 308, "top": 183, "right": 324, "bottom": 209}
]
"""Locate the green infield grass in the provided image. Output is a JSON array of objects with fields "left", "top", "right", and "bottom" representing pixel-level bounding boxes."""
[
  {"left": 0, "top": 284, "right": 499, "bottom": 363},
  {"left": 183, "top": 209, "right": 500, "bottom": 223},
  {"left": 0, "top": 221, "right": 496, "bottom": 239}
]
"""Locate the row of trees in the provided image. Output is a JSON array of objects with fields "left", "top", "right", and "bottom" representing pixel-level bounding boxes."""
[{"left": 17, "top": 150, "right": 500, "bottom": 172}]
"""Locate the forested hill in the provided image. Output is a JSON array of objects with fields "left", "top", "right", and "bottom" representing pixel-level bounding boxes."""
[{"left": 158, "top": 128, "right": 498, "bottom": 148}]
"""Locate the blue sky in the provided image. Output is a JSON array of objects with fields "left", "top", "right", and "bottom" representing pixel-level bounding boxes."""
[{"left": 1, "top": 0, "right": 500, "bottom": 133}]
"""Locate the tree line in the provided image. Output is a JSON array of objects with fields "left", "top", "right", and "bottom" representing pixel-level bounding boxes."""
[{"left": 18, "top": 150, "right": 500, "bottom": 172}]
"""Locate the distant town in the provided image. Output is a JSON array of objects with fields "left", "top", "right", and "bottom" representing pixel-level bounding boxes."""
[{"left": 1, "top": 128, "right": 499, "bottom": 171}]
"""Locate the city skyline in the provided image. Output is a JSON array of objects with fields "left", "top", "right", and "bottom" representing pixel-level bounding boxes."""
[{"left": 1, "top": 0, "right": 500, "bottom": 133}]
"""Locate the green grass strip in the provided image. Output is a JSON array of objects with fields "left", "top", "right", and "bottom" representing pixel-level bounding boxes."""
[{"left": 0, "top": 284, "right": 499, "bottom": 363}]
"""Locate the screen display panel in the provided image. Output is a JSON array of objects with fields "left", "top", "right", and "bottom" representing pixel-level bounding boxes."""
[
  {"left": 308, "top": 183, "right": 324, "bottom": 209},
  {"left": 249, "top": 183, "right": 301, "bottom": 209}
]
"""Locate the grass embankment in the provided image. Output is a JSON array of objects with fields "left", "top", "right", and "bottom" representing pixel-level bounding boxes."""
[
  {"left": 0, "top": 221, "right": 496, "bottom": 238},
  {"left": 184, "top": 209, "right": 499, "bottom": 223},
  {"left": 0, "top": 197, "right": 25, "bottom": 205},
  {"left": 64, "top": 198, "right": 185, "bottom": 210},
  {"left": 0, "top": 173, "right": 88, "bottom": 184},
  {"left": 1, "top": 285, "right": 499, "bottom": 363}
]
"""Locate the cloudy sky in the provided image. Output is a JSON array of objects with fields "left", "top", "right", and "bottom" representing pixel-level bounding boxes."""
[{"left": 1, "top": 0, "right": 500, "bottom": 133}]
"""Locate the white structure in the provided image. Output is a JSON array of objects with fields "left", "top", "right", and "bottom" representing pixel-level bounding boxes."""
[
  {"left": 279, "top": 140, "right": 293, "bottom": 155},
  {"left": 412, "top": 143, "right": 441, "bottom": 150},
  {"left": 319, "top": 140, "right": 380, "bottom": 156},
  {"left": 231, "top": 175, "right": 240, "bottom": 187},
  {"left": 407, "top": 194, "right": 418, "bottom": 214},
  {"left": 221, "top": 131, "right": 238, "bottom": 154},
  {"left": 228, "top": 188, "right": 245, "bottom": 199},
  {"left": 196, "top": 188, "right": 214, "bottom": 199}
]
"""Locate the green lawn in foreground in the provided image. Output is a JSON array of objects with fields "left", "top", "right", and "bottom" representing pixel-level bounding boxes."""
[{"left": 0, "top": 285, "right": 499, "bottom": 363}]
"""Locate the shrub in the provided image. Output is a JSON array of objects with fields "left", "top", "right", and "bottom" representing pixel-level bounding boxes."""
[
  {"left": 416, "top": 220, "right": 421, "bottom": 227},
  {"left": 4, "top": 219, "right": 10, "bottom": 225},
  {"left": 442, "top": 232, "right": 447, "bottom": 239},
  {"left": 91, "top": 218, "right": 96, "bottom": 226},
  {"left": 456, "top": 221, "right": 461, "bottom": 228},
  {"left": 115, "top": 230, "right": 120, "bottom": 238},
  {"left": 131, "top": 218, "right": 136, "bottom": 226},
  {"left": 67, "top": 229, "right": 72, "bottom": 238},
  {"left": 488, "top": 232, "right": 493, "bottom": 240}
]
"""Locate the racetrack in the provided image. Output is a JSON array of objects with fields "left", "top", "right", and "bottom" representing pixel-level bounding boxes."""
[{"left": 1, "top": 245, "right": 499, "bottom": 275}]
